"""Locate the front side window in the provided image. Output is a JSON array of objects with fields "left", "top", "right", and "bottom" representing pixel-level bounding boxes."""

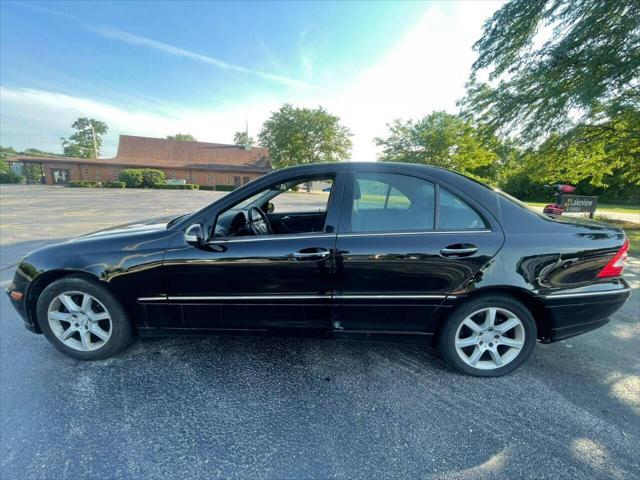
[
  {"left": 213, "top": 176, "right": 334, "bottom": 238},
  {"left": 438, "top": 189, "right": 487, "bottom": 230},
  {"left": 269, "top": 178, "right": 333, "bottom": 213},
  {"left": 350, "top": 173, "right": 435, "bottom": 232}
]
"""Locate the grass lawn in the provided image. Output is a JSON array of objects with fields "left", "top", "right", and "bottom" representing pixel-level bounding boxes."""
[
  {"left": 592, "top": 217, "right": 640, "bottom": 256},
  {"left": 527, "top": 201, "right": 639, "bottom": 214}
]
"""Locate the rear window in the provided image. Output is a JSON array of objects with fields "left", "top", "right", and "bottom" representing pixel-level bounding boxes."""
[{"left": 439, "top": 189, "right": 488, "bottom": 230}]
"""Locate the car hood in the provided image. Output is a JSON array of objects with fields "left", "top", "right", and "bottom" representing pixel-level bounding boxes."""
[{"left": 70, "top": 213, "right": 189, "bottom": 242}]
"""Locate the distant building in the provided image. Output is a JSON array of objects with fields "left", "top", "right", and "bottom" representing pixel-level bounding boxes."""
[{"left": 9, "top": 135, "right": 272, "bottom": 187}]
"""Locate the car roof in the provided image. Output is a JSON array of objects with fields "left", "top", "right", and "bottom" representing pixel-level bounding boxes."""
[{"left": 271, "top": 162, "right": 491, "bottom": 190}]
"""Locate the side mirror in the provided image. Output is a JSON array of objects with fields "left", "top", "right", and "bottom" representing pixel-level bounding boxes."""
[
  {"left": 184, "top": 224, "right": 204, "bottom": 245},
  {"left": 266, "top": 202, "right": 274, "bottom": 213}
]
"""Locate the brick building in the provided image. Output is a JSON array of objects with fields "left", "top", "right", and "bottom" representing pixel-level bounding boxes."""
[{"left": 10, "top": 135, "right": 272, "bottom": 187}]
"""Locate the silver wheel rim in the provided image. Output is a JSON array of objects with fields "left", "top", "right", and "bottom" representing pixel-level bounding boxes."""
[
  {"left": 454, "top": 307, "right": 525, "bottom": 370},
  {"left": 47, "top": 291, "right": 112, "bottom": 352}
]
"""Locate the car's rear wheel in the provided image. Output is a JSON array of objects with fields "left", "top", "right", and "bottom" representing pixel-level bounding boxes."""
[
  {"left": 437, "top": 294, "right": 536, "bottom": 377},
  {"left": 36, "top": 276, "right": 134, "bottom": 360}
]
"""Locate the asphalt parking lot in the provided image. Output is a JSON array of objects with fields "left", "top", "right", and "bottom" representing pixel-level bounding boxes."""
[{"left": 1, "top": 184, "right": 639, "bottom": 479}]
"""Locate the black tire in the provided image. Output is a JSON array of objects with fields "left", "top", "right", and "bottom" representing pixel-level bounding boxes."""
[
  {"left": 437, "top": 294, "right": 536, "bottom": 377},
  {"left": 36, "top": 276, "right": 134, "bottom": 360}
]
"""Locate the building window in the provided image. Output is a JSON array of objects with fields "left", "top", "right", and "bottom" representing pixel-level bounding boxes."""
[
  {"left": 242, "top": 176, "right": 250, "bottom": 185},
  {"left": 234, "top": 176, "right": 241, "bottom": 187},
  {"left": 226, "top": 175, "right": 230, "bottom": 185},
  {"left": 192, "top": 175, "right": 198, "bottom": 184},
  {"left": 207, "top": 174, "right": 212, "bottom": 185},
  {"left": 185, "top": 175, "right": 190, "bottom": 182},
  {"left": 84, "top": 168, "right": 89, "bottom": 179},
  {"left": 171, "top": 172, "right": 176, "bottom": 179},
  {"left": 96, "top": 170, "right": 101, "bottom": 181},
  {"left": 51, "top": 169, "right": 71, "bottom": 185},
  {"left": 113, "top": 169, "right": 119, "bottom": 181}
]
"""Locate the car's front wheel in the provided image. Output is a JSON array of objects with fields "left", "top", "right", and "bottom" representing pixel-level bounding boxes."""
[
  {"left": 36, "top": 276, "right": 134, "bottom": 360},
  {"left": 437, "top": 294, "right": 536, "bottom": 377}
]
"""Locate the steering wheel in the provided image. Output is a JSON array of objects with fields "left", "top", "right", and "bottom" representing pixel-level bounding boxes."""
[{"left": 247, "top": 206, "right": 273, "bottom": 235}]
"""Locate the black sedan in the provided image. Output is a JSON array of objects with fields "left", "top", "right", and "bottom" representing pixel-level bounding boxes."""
[{"left": 6, "top": 162, "right": 631, "bottom": 376}]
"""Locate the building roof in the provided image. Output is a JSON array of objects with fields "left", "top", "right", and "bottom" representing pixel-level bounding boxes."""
[
  {"left": 112, "top": 135, "right": 270, "bottom": 168},
  {"left": 11, "top": 134, "right": 271, "bottom": 172}
]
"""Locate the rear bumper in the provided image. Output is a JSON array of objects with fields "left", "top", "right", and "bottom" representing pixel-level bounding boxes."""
[{"left": 540, "top": 286, "right": 632, "bottom": 342}]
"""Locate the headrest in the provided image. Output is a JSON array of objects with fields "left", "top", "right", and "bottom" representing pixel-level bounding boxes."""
[{"left": 353, "top": 181, "right": 361, "bottom": 200}]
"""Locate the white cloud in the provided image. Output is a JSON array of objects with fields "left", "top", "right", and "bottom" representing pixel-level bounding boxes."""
[
  {"left": 0, "top": 87, "right": 280, "bottom": 155},
  {"left": 1, "top": 2, "right": 501, "bottom": 160},
  {"left": 328, "top": 1, "right": 501, "bottom": 160},
  {"left": 13, "top": 2, "right": 324, "bottom": 92},
  {"left": 88, "top": 26, "right": 326, "bottom": 92}
]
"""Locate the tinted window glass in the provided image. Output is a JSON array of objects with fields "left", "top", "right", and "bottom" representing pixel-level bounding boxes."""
[
  {"left": 439, "top": 189, "right": 487, "bottom": 229},
  {"left": 270, "top": 179, "right": 333, "bottom": 213},
  {"left": 351, "top": 173, "right": 434, "bottom": 232}
]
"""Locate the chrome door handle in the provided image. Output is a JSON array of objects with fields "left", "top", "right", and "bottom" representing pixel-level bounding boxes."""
[
  {"left": 292, "top": 248, "right": 331, "bottom": 261},
  {"left": 440, "top": 246, "right": 478, "bottom": 257}
]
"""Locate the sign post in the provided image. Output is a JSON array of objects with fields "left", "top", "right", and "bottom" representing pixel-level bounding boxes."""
[{"left": 559, "top": 195, "right": 598, "bottom": 218}]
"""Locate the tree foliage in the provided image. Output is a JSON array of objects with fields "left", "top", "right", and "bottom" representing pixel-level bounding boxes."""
[
  {"left": 166, "top": 133, "right": 196, "bottom": 142},
  {"left": 375, "top": 111, "right": 502, "bottom": 182},
  {"left": 466, "top": 0, "right": 640, "bottom": 138},
  {"left": 118, "top": 169, "right": 165, "bottom": 188},
  {"left": 461, "top": 0, "right": 640, "bottom": 191},
  {"left": 233, "top": 131, "right": 254, "bottom": 147},
  {"left": 61, "top": 118, "right": 108, "bottom": 158},
  {"left": 258, "top": 104, "right": 352, "bottom": 169}
]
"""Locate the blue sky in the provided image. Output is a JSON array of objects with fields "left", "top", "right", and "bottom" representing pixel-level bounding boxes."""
[{"left": 0, "top": 1, "right": 501, "bottom": 160}]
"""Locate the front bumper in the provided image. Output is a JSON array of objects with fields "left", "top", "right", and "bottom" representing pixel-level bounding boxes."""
[
  {"left": 5, "top": 284, "right": 38, "bottom": 333},
  {"left": 540, "top": 285, "right": 632, "bottom": 342}
]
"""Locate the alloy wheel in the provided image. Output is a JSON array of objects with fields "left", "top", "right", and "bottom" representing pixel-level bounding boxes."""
[
  {"left": 454, "top": 307, "right": 525, "bottom": 370},
  {"left": 47, "top": 291, "right": 112, "bottom": 351}
]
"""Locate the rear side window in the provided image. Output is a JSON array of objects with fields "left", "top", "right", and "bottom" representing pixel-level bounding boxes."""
[
  {"left": 439, "top": 189, "right": 487, "bottom": 230},
  {"left": 350, "top": 173, "right": 435, "bottom": 232}
]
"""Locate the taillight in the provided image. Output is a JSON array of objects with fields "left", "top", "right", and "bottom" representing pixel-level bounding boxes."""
[{"left": 597, "top": 239, "right": 629, "bottom": 278}]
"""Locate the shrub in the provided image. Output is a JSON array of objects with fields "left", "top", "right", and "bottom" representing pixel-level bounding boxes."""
[
  {"left": 199, "top": 185, "right": 215, "bottom": 191},
  {"left": 119, "top": 168, "right": 165, "bottom": 187},
  {"left": 141, "top": 169, "right": 165, "bottom": 187},
  {"left": 118, "top": 169, "right": 144, "bottom": 188},
  {"left": 154, "top": 183, "right": 199, "bottom": 190},
  {"left": 103, "top": 181, "right": 126, "bottom": 188},
  {"left": 69, "top": 180, "right": 102, "bottom": 188},
  {"left": 215, "top": 184, "right": 236, "bottom": 191},
  {"left": 0, "top": 171, "right": 25, "bottom": 184}
]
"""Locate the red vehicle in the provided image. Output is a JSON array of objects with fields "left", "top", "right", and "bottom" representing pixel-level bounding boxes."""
[{"left": 543, "top": 184, "right": 576, "bottom": 216}]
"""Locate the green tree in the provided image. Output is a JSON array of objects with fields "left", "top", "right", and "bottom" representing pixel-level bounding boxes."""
[
  {"left": 466, "top": 0, "right": 639, "bottom": 139},
  {"left": 22, "top": 148, "right": 62, "bottom": 156},
  {"left": 166, "top": 133, "right": 196, "bottom": 142},
  {"left": 61, "top": 118, "right": 108, "bottom": 158},
  {"left": 461, "top": 0, "right": 640, "bottom": 189},
  {"left": 118, "top": 168, "right": 165, "bottom": 188},
  {"left": 233, "top": 131, "right": 254, "bottom": 147},
  {"left": 375, "top": 111, "right": 502, "bottom": 182},
  {"left": 0, "top": 146, "right": 16, "bottom": 163},
  {"left": 258, "top": 104, "right": 352, "bottom": 169},
  {"left": 0, "top": 147, "right": 20, "bottom": 183}
]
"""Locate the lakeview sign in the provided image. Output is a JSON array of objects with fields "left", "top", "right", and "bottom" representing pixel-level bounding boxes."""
[{"left": 559, "top": 195, "right": 598, "bottom": 217}]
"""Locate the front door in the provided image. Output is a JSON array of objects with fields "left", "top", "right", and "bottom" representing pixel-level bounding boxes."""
[
  {"left": 333, "top": 169, "right": 504, "bottom": 334},
  {"left": 161, "top": 172, "right": 345, "bottom": 332},
  {"left": 51, "top": 168, "right": 70, "bottom": 184}
]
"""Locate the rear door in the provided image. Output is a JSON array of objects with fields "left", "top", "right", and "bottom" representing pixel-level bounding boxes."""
[{"left": 333, "top": 168, "right": 504, "bottom": 334}]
